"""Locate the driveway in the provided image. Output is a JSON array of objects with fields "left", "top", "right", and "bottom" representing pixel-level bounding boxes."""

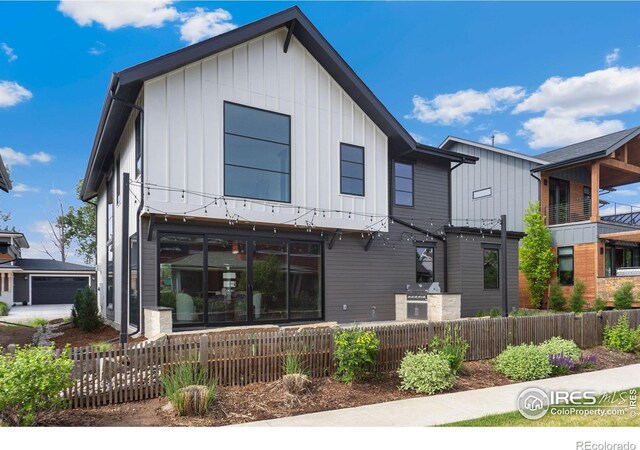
[{"left": 6, "top": 304, "right": 73, "bottom": 322}]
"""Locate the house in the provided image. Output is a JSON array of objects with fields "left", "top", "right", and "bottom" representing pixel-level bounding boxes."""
[
  {"left": 533, "top": 126, "right": 640, "bottom": 306},
  {"left": 81, "top": 6, "right": 522, "bottom": 334},
  {"left": 0, "top": 230, "right": 96, "bottom": 307}
]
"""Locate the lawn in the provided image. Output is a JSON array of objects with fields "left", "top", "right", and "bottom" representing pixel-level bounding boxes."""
[{"left": 442, "top": 388, "right": 639, "bottom": 427}]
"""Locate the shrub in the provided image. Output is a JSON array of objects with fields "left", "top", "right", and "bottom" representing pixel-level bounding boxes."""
[
  {"left": 568, "top": 280, "right": 587, "bottom": 313},
  {"left": 613, "top": 283, "right": 635, "bottom": 310},
  {"left": 475, "top": 309, "right": 487, "bottom": 318},
  {"left": 539, "top": 337, "right": 581, "bottom": 361},
  {"left": 603, "top": 314, "right": 637, "bottom": 353},
  {"left": 489, "top": 307, "right": 501, "bottom": 318},
  {"left": 591, "top": 296, "right": 607, "bottom": 312},
  {"left": 494, "top": 344, "right": 552, "bottom": 381},
  {"left": 0, "top": 345, "right": 74, "bottom": 426},
  {"left": 71, "top": 286, "right": 102, "bottom": 332},
  {"left": 429, "top": 326, "right": 469, "bottom": 374},
  {"left": 549, "top": 279, "right": 566, "bottom": 312},
  {"left": 333, "top": 329, "right": 379, "bottom": 382},
  {"left": 160, "top": 363, "right": 217, "bottom": 416},
  {"left": 0, "top": 302, "right": 9, "bottom": 316},
  {"left": 579, "top": 354, "right": 597, "bottom": 369},
  {"left": 509, "top": 309, "right": 538, "bottom": 317},
  {"left": 398, "top": 349, "right": 456, "bottom": 394},
  {"left": 548, "top": 353, "right": 575, "bottom": 375}
]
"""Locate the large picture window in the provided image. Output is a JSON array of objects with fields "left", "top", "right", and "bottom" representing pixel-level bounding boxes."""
[
  {"left": 135, "top": 113, "right": 142, "bottom": 179},
  {"left": 558, "top": 246, "right": 574, "bottom": 286},
  {"left": 483, "top": 247, "right": 499, "bottom": 289},
  {"left": 224, "top": 102, "right": 290, "bottom": 202},
  {"left": 394, "top": 162, "right": 413, "bottom": 206},
  {"left": 416, "top": 246, "right": 434, "bottom": 282},
  {"left": 129, "top": 235, "right": 139, "bottom": 328},
  {"left": 340, "top": 143, "right": 364, "bottom": 196},
  {"left": 106, "top": 175, "right": 114, "bottom": 310}
]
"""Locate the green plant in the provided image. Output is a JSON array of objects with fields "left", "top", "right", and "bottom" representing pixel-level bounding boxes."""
[
  {"left": 71, "top": 286, "right": 102, "bottom": 332},
  {"left": 333, "top": 329, "right": 379, "bottom": 382},
  {"left": 568, "top": 279, "right": 586, "bottom": 313},
  {"left": 613, "top": 283, "right": 635, "bottom": 310},
  {"left": 489, "top": 307, "right": 501, "bottom": 318},
  {"left": 91, "top": 342, "right": 111, "bottom": 352},
  {"left": 0, "top": 302, "right": 9, "bottom": 316},
  {"left": 429, "top": 326, "right": 469, "bottom": 374},
  {"left": 591, "top": 296, "right": 607, "bottom": 312},
  {"left": 539, "top": 337, "right": 581, "bottom": 361},
  {"left": 283, "top": 352, "right": 308, "bottom": 376},
  {"left": 0, "top": 344, "right": 74, "bottom": 426},
  {"left": 603, "top": 314, "right": 638, "bottom": 353},
  {"left": 475, "top": 309, "right": 487, "bottom": 317},
  {"left": 549, "top": 279, "right": 566, "bottom": 312},
  {"left": 509, "top": 309, "right": 538, "bottom": 317},
  {"left": 494, "top": 344, "right": 552, "bottom": 381},
  {"left": 398, "top": 349, "right": 456, "bottom": 394},
  {"left": 520, "top": 202, "right": 557, "bottom": 309},
  {"left": 160, "top": 363, "right": 217, "bottom": 416},
  {"left": 32, "top": 318, "right": 49, "bottom": 327}
]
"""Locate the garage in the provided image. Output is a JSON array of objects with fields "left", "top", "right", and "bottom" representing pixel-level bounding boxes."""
[{"left": 31, "top": 276, "right": 90, "bottom": 305}]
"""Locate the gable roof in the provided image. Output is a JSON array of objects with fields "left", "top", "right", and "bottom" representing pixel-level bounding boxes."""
[
  {"left": 81, "top": 6, "right": 427, "bottom": 200},
  {"left": 532, "top": 126, "right": 640, "bottom": 172},
  {"left": 13, "top": 259, "right": 94, "bottom": 272},
  {"left": 0, "top": 230, "right": 28, "bottom": 248},
  {"left": 0, "top": 153, "right": 11, "bottom": 193},
  {"left": 439, "top": 136, "right": 545, "bottom": 165}
]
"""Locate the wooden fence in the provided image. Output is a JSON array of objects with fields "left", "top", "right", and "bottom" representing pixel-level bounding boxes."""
[{"left": 61, "top": 309, "right": 640, "bottom": 408}]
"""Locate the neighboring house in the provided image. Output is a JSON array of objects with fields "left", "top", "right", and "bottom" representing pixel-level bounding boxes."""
[
  {"left": 0, "top": 230, "right": 95, "bottom": 307},
  {"left": 533, "top": 126, "right": 640, "bottom": 306},
  {"left": 440, "top": 136, "right": 545, "bottom": 233},
  {"left": 0, "top": 152, "right": 11, "bottom": 193},
  {"left": 81, "top": 6, "right": 521, "bottom": 333}
]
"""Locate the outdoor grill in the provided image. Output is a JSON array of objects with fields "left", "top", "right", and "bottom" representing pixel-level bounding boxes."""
[{"left": 405, "top": 282, "right": 440, "bottom": 320}]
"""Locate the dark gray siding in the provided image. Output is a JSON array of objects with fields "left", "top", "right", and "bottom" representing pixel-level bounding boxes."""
[
  {"left": 13, "top": 275, "right": 29, "bottom": 304},
  {"left": 446, "top": 233, "right": 520, "bottom": 317}
]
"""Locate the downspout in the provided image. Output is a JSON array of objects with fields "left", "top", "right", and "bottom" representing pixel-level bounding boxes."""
[
  {"left": 445, "top": 162, "right": 464, "bottom": 293},
  {"left": 108, "top": 79, "right": 144, "bottom": 336}
]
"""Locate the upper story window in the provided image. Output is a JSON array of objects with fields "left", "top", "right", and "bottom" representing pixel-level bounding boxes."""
[
  {"left": 135, "top": 113, "right": 142, "bottom": 179},
  {"left": 106, "top": 175, "right": 114, "bottom": 243},
  {"left": 224, "top": 102, "right": 290, "bottom": 202},
  {"left": 116, "top": 157, "right": 121, "bottom": 204},
  {"left": 483, "top": 247, "right": 499, "bottom": 289},
  {"left": 394, "top": 162, "right": 413, "bottom": 206},
  {"left": 340, "top": 143, "right": 364, "bottom": 196},
  {"left": 558, "top": 246, "right": 574, "bottom": 286}
]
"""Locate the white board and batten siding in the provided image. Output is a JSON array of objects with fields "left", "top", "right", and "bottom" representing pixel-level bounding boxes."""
[
  {"left": 448, "top": 141, "right": 542, "bottom": 232},
  {"left": 143, "top": 28, "right": 389, "bottom": 232}
]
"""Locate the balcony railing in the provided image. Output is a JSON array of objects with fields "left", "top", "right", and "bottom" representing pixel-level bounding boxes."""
[{"left": 545, "top": 200, "right": 640, "bottom": 226}]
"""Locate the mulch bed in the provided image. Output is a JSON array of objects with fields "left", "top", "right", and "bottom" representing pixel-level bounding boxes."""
[
  {"left": 41, "top": 346, "right": 640, "bottom": 427},
  {"left": 0, "top": 324, "right": 34, "bottom": 348}
]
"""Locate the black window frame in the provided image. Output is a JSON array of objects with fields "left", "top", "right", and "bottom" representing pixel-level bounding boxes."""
[
  {"left": 415, "top": 245, "right": 435, "bottom": 283},
  {"left": 483, "top": 246, "right": 500, "bottom": 290},
  {"left": 557, "top": 246, "right": 574, "bottom": 286},
  {"left": 394, "top": 161, "right": 414, "bottom": 207},
  {"left": 106, "top": 173, "right": 115, "bottom": 310},
  {"left": 135, "top": 113, "right": 142, "bottom": 179},
  {"left": 129, "top": 234, "right": 139, "bottom": 328},
  {"left": 340, "top": 143, "right": 365, "bottom": 197},
  {"left": 223, "top": 101, "right": 291, "bottom": 203}
]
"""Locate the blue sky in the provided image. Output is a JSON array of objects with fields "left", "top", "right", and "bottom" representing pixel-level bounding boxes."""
[{"left": 2, "top": 1, "right": 640, "bottom": 261}]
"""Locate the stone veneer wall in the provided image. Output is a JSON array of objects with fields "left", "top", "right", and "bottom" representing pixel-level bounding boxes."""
[{"left": 596, "top": 275, "right": 640, "bottom": 304}]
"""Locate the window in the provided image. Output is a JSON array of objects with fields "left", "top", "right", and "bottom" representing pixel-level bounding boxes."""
[
  {"left": 135, "top": 114, "right": 142, "bottom": 179},
  {"left": 483, "top": 248, "right": 499, "bottom": 289},
  {"left": 3, "top": 273, "right": 9, "bottom": 292},
  {"left": 106, "top": 175, "right": 115, "bottom": 309},
  {"left": 394, "top": 162, "right": 413, "bottom": 206},
  {"left": 340, "top": 143, "right": 364, "bottom": 196},
  {"left": 116, "top": 157, "right": 121, "bottom": 204},
  {"left": 224, "top": 102, "right": 290, "bottom": 202},
  {"left": 473, "top": 187, "right": 492, "bottom": 200},
  {"left": 107, "top": 176, "right": 114, "bottom": 242},
  {"left": 416, "top": 246, "right": 434, "bottom": 282},
  {"left": 129, "top": 235, "right": 139, "bottom": 328},
  {"left": 558, "top": 246, "right": 574, "bottom": 286}
]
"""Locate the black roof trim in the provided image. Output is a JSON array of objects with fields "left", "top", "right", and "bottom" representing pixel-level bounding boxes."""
[
  {"left": 412, "top": 143, "right": 478, "bottom": 164},
  {"left": 81, "top": 6, "right": 417, "bottom": 200},
  {"left": 0, "top": 153, "right": 11, "bottom": 193}
]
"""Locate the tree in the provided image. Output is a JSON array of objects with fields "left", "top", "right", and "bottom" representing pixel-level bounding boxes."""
[
  {"left": 42, "top": 197, "right": 71, "bottom": 262},
  {"left": 549, "top": 279, "right": 566, "bottom": 312},
  {"left": 63, "top": 180, "right": 96, "bottom": 265},
  {"left": 520, "top": 202, "right": 556, "bottom": 308},
  {"left": 569, "top": 279, "right": 586, "bottom": 313}
]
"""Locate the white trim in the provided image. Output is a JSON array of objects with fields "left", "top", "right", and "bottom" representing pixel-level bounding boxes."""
[
  {"left": 28, "top": 274, "right": 93, "bottom": 306},
  {"left": 440, "top": 136, "right": 546, "bottom": 164},
  {"left": 472, "top": 187, "right": 492, "bottom": 200}
]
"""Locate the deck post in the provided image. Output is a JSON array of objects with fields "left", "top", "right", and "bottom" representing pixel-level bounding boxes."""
[{"left": 590, "top": 162, "right": 600, "bottom": 222}]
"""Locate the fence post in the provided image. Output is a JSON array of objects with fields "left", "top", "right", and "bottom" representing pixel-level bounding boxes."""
[
  {"left": 427, "top": 321, "right": 434, "bottom": 348},
  {"left": 199, "top": 334, "right": 209, "bottom": 376},
  {"left": 7, "top": 344, "right": 15, "bottom": 354}
]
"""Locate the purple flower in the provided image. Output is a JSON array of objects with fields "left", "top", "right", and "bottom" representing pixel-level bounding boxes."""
[
  {"left": 579, "top": 354, "right": 597, "bottom": 368},
  {"left": 549, "top": 352, "right": 575, "bottom": 374}
]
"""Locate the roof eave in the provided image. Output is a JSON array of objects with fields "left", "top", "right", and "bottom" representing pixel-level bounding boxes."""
[
  {"left": 414, "top": 143, "right": 478, "bottom": 164},
  {"left": 531, "top": 150, "right": 608, "bottom": 173}
]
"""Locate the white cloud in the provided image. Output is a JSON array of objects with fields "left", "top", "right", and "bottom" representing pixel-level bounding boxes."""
[
  {"left": 49, "top": 188, "right": 66, "bottom": 196},
  {"left": 611, "top": 188, "right": 638, "bottom": 197},
  {"left": 13, "top": 183, "right": 39, "bottom": 193},
  {"left": 88, "top": 41, "right": 106, "bottom": 55},
  {"left": 406, "top": 86, "right": 525, "bottom": 126},
  {"left": 179, "top": 7, "right": 236, "bottom": 44},
  {"left": 0, "top": 147, "right": 53, "bottom": 166},
  {"left": 58, "top": 0, "right": 179, "bottom": 30},
  {"left": 514, "top": 67, "right": 640, "bottom": 149},
  {"left": 1, "top": 43, "right": 17, "bottom": 62},
  {"left": 479, "top": 131, "right": 510, "bottom": 146},
  {"left": 0, "top": 81, "right": 32, "bottom": 107},
  {"left": 409, "top": 132, "right": 425, "bottom": 144},
  {"left": 606, "top": 48, "right": 620, "bottom": 67}
]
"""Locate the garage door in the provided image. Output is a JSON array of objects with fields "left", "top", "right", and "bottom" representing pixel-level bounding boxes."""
[{"left": 31, "top": 277, "right": 89, "bottom": 305}]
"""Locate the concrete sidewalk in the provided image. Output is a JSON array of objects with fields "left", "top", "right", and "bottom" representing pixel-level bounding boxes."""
[{"left": 236, "top": 364, "right": 640, "bottom": 427}]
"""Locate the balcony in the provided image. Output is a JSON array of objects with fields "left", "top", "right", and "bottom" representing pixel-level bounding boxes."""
[{"left": 544, "top": 200, "right": 640, "bottom": 226}]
